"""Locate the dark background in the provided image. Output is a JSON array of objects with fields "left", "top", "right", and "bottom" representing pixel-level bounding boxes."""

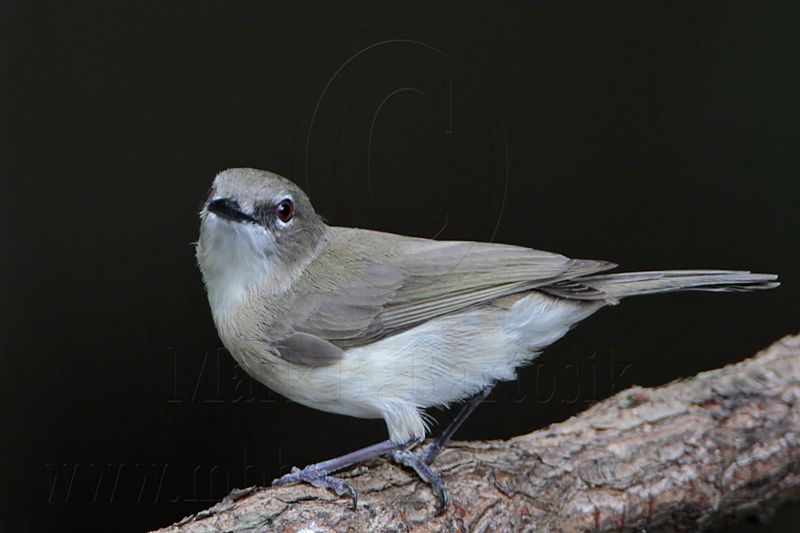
[{"left": 2, "top": 1, "right": 799, "bottom": 531}]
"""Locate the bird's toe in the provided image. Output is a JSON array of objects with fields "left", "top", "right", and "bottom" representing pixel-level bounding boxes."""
[
  {"left": 392, "top": 449, "right": 449, "bottom": 515},
  {"left": 272, "top": 465, "right": 358, "bottom": 509}
]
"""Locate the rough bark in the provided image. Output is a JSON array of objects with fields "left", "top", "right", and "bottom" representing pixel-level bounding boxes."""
[{"left": 155, "top": 334, "right": 800, "bottom": 532}]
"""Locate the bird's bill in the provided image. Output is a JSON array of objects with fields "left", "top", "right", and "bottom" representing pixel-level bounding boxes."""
[{"left": 206, "top": 198, "right": 257, "bottom": 224}]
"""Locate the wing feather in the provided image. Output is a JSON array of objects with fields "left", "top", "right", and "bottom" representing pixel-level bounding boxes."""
[{"left": 277, "top": 228, "right": 615, "bottom": 349}]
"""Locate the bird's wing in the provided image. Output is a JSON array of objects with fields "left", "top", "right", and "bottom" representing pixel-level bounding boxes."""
[
  {"left": 275, "top": 332, "right": 345, "bottom": 366},
  {"left": 280, "top": 228, "right": 615, "bottom": 349}
]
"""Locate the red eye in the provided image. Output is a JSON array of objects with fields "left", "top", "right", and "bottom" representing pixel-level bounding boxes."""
[{"left": 276, "top": 199, "right": 294, "bottom": 223}]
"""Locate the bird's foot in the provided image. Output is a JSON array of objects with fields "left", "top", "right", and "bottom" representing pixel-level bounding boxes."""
[
  {"left": 273, "top": 466, "right": 358, "bottom": 509},
  {"left": 392, "top": 448, "right": 449, "bottom": 515}
]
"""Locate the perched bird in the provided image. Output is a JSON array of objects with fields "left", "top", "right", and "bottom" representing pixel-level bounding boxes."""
[{"left": 196, "top": 168, "right": 778, "bottom": 513}]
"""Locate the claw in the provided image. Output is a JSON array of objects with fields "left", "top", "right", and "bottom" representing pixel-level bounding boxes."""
[
  {"left": 307, "top": 474, "right": 358, "bottom": 509},
  {"left": 392, "top": 449, "right": 449, "bottom": 515},
  {"left": 272, "top": 467, "right": 359, "bottom": 509}
]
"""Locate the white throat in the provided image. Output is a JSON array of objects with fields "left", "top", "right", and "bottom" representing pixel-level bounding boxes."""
[{"left": 196, "top": 215, "right": 276, "bottom": 311}]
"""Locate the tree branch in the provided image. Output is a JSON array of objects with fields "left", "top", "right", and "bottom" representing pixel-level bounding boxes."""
[{"left": 155, "top": 334, "right": 800, "bottom": 532}]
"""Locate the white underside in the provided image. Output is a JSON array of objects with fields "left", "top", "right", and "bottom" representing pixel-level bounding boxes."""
[{"left": 261, "top": 292, "right": 602, "bottom": 442}]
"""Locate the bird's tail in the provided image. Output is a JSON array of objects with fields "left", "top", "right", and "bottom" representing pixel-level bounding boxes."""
[{"left": 541, "top": 270, "right": 779, "bottom": 302}]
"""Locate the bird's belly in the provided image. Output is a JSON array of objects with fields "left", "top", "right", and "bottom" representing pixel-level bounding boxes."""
[
  {"left": 333, "top": 292, "right": 601, "bottom": 410},
  {"left": 255, "top": 293, "right": 600, "bottom": 410},
  {"left": 219, "top": 292, "right": 600, "bottom": 442}
]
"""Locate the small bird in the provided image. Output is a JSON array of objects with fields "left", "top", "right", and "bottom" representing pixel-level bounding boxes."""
[{"left": 196, "top": 168, "right": 778, "bottom": 513}]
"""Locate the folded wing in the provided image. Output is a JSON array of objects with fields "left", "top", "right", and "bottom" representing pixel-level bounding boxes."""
[{"left": 276, "top": 228, "right": 615, "bottom": 350}]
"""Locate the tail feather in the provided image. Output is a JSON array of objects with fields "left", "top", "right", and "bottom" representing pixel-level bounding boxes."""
[{"left": 541, "top": 270, "right": 779, "bottom": 302}]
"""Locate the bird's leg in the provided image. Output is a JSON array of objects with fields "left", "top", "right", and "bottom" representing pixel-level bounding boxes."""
[
  {"left": 423, "top": 385, "right": 494, "bottom": 465},
  {"left": 272, "top": 438, "right": 415, "bottom": 509},
  {"left": 392, "top": 385, "right": 493, "bottom": 514}
]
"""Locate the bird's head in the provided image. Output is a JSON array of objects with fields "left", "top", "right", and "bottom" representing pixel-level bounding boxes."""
[{"left": 196, "top": 168, "right": 327, "bottom": 307}]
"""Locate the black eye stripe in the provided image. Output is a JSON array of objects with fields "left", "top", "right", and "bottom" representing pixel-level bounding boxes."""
[
  {"left": 207, "top": 198, "right": 258, "bottom": 224},
  {"left": 253, "top": 198, "right": 295, "bottom": 225},
  {"left": 254, "top": 202, "right": 273, "bottom": 220}
]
